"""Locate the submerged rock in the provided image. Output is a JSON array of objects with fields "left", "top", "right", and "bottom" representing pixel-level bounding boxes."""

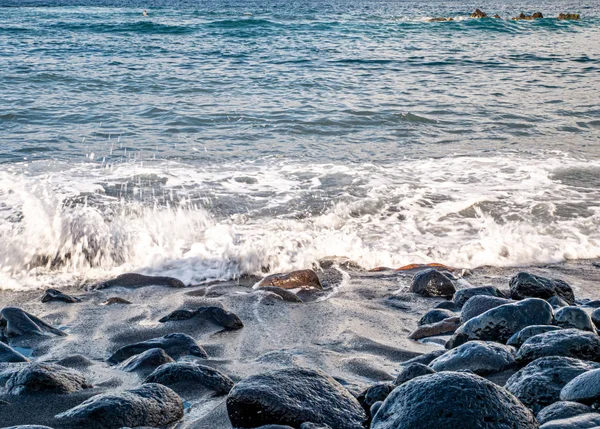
[
  {"left": 537, "top": 401, "right": 595, "bottom": 425},
  {"left": 507, "top": 325, "right": 562, "bottom": 348},
  {"left": 0, "top": 342, "right": 29, "bottom": 363},
  {"left": 460, "top": 295, "right": 514, "bottom": 323},
  {"left": 453, "top": 286, "right": 506, "bottom": 308},
  {"left": 470, "top": 9, "right": 487, "bottom": 18},
  {"left": 410, "top": 269, "right": 455, "bottom": 298},
  {"left": 145, "top": 362, "right": 234, "bottom": 396},
  {"left": 517, "top": 329, "right": 600, "bottom": 364},
  {"left": 510, "top": 273, "right": 574, "bottom": 304},
  {"left": 97, "top": 273, "right": 186, "bottom": 289},
  {"left": 554, "top": 307, "right": 596, "bottom": 332},
  {"left": 257, "top": 269, "right": 323, "bottom": 290},
  {"left": 100, "top": 297, "right": 132, "bottom": 305},
  {"left": 107, "top": 333, "right": 207, "bottom": 364},
  {"left": 418, "top": 309, "right": 455, "bottom": 326},
  {"left": 0, "top": 307, "right": 67, "bottom": 338},
  {"left": 55, "top": 383, "right": 183, "bottom": 429},
  {"left": 505, "top": 356, "right": 599, "bottom": 413},
  {"left": 6, "top": 363, "right": 91, "bottom": 395},
  {"left": 226, "top": 367, "right": 366, "bottom": 429},
  {"left": 158, "top": 306, "right": 243, "bottom": 330},
  {"left": 256, "top": 286, "right": 304, "bottom": 303},
  {"left": 394, "top": 363, "right": 436, "bottom": 386},
  {"left": 371, "top": 372, "right": 537, "bottom": 429},
  {"left": 41, "top": 288, "right": 81, "bottom": 303},
  {"left": 428, "top": 17, "right": 454, "bottom": 22},
  {"left": 409, "top": 317, "right": 460, "bottom": 340},
  {"left": 117, "top": 348, "right": 174, "bottom": 376},
  {"left": 558, "top": 13, "right": 580, "bottom": 20},
  {"left": 430, "top": 341, "right": 516, "bottom": 375}
]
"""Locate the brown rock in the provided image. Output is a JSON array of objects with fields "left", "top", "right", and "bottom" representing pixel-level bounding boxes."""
[
  {"left": 101, "top": 297, "right": 132, "bottom": 305},
  {"left": 408, "top": 317, "right": 461, "bottom": 340},
  {"left": 428, "top": 17, "right": 454, "bottom": 22},
  {"left": 558, "top": 13, "right": 580, "bottom": 20},
  {"left": 470, "top": 9, "right": 488, "bottom": 18},
  {"left": 257, "top": 269, "right": 322, "bottom": 290}
]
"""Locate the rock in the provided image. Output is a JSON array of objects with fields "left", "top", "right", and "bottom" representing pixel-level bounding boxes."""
[
  {"left": 460, "top": 295, "right": 514, "bottom": 323},
  {"left": 257, "top": 269, "right": 322, "bottom": 290},
  {"left": 55, "top": 354, "right": 95, "bottom": 369},
  {"left": 55, "top": 383, "right": 183, "bottom": 428},
  {"left": 256, "top": 286, "right": 304, "bottom": 303},
  {"left": 408, "top": 317, "right": 460, "bottom": 340},
  {"left": 434, "top": 301, "right": 461, "bottom": 311},
  {"left": 2, "top": 426, "right": 55, "bottom": 429},
  {"left": 513, "top": 12, "right": 544, "bottom": 20},
  {"left": 548, "top": 296, "right": 569, "bottom": 308},
  {"left": 41, "top": 288, "right": 81, "bottom": 303},
  {"left": 507, "top": 325, "right": 563, "bottom": 348},
  {"left": 418, "top": 309, "right": 455, "bottom": 326},
  {"left": 370, "top": 402, "right": 383, "bottom": 419},
  {"left": 532, "top": 12, "right": 544, "bottom": 18},
  {"left": 158, "top": 306, "right": 243, "bottom": 330},
  {"left": 0, "top": 307, "right": 67, "bottom": 338},
  {"left": 449, "top": 298, "right": 554, "bottom": 348},
  {"left": 0, "top": 342, "right": 29, "bottom": 363},
  {"left": 394, "top": 363, "right": 436, "bottom": 386},
  {"left": 537, "top": 401, "right": 595, "bottom": 425},
  {"left": 510, "top": 273, "right": 574, "bottom": 304},
  {"left": 371, "top": 372, "right": 537, "bottom": 429},
  {"left": 470, "top": 9, "right": 487, "bottom": 18},
  {"left": 561, "top": 368, "right": 600, "bottom": 406},
  {"left": 145, "top": 362, "right": 234, "bottom": 396},
  {"left": 428, "top": 17, "right": 454, "bottom": 22},
  {"left": 591, "top": 308, "right": 600, "bottom": 328},
  {"left": 107, "top": 333, "right": 207, "bottom": 364},
  {"left": 226, "top": 367, "right": 366, "bottom": 429},
  {"left": 98, "top": 273, "right": 186, "bottom": 289},
  {"left": 430, "top": 341, "right": 516, "bottom": 375},
  {"left": 555, "top": 307, "right": 596, "bottom": 332},
  {"left": 409, "top": 269, "right": 455, "bottom": 298},
  {"left": 453, "top": 286, "right": 506, "bottom": 308},
  {"left": 101, "top": 297, "right": 132, "bottom": 305},
  {"left": 558, "top": 13, "right": 580, "bottom": 20},
  {"left": 5, "top": 363, "right": 91, "bottom": 395},
  {"left": 582, "top": 299, "right": 600, "bottom": 308},
  {"left": 517, "top": 329, "right": 600, "bottom": 364},
  {"left": 301, "top": 424, "right": 333, "bottom": 429},
  {"left": 118, "top": 348, "right": 174, "bottom": 376},
  {"left": 401, "top": 350, "right": 446, "bottom": 366},
  {"left": 505, "top": 356, "right": 599, "bottom": 413},
  {"left": 539, "top": 413, "right": 600, "bottom": 428},
  {"left": 493, "top": 14, "right": 502, "bottom": 18},
  {"left": 358, "top": 383, "right": 394, "bottom": 411}
]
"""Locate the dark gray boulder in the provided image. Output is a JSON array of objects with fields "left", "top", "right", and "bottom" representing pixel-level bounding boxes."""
[
  {"left": 101, "top": 297, "right": 132, "bottom": 305},
  {"left": 357, "top": 383, "right": 394, "bottom": 411},
  {"left": 561, "top": 368, "right": 600, "bottom": 405},
  {"left": 430, "top": 341, "right": 516, "bottom": 375},
  {"left": 453, "top": 286, "right": 506, "bottom": 307},
  {"left": 591, "top": 308, "right": 600, "bottom": 329},
  {"left": 5, "top": 363, "right": 91, "bottom": 395},
  {"left": 55, "top": 383, "right": 183, "bottom": 428},
  {"left": 539, "top": 413, "right": 600, "bottom": 428},
  {"left": 257, "top": 286, "right": 304, "bottom": 303},
  {"left": 434, "top": 301, "right": 461, "bottom": 311},
  {"left": 505, "top": 356, "right": 599, "bottom": 413},
  {"left": 97, "top": 273, "right": 186, "bottom": 289},
  {"left": 418, "top": 309, "right": 455, "bottom": 326},
  {"left": 394, "top": 363, "right": 436, "bottom": 386},
  {"left": 460, "top": 295, "right": 514, "bottom": 323},
  {"left": 107, "top": 333, "right": 207, "bottom": 364},
  {"left": 55, "top": 354, "right": 95, "bottom": 369},
  {"left": 117, "top": 348, "right": 174, "bottom": 376},
  {"left": 410, "top": 269, "right": 456, "bottom": 299},
  {"left": 0, "top": 307, "right": 66, "bottom": 338},
  {"left": 41, "top": 288, "right": 81, "bottom": 303},
  {"left": 401, "top": 350, "right": 445, "bottom": 366},
  {"left": 507, "top": 325, "right": 563, "bottom": 348},
  {"left": 449, "top": 298, "right": 554, "bottom": 348},
  {"left": 158, "top": 306, "right": 243, "bottom": 330},
  {"left": 226, "top": 367, "right": 366, "bottom": 429},
  {"left": 510, "top": 272, "right": 575, "bottom": 305},
  {"left": 537, "top": 401, "right": 595, "bottom": 425},
  {"left": 370, "top": 372, "right": 538, "bottom": 429},
  {"left": 0, "top": 342, "right": 29, "bottom": 363},
  {"left": 145, "top": 362, "right": 234, "bottom": 396},
  {"left": 300, "top": 424, "right": 332, "bottom": 429},
  {"left": 554, "top": 307, "right": 596, "bottom": 332},
  {"left": 547, "top": 296, "right": 569, "bottom": 309},
  {"left": 517, "top": 329, "right": 600, "bottom": 364},
  {"left": 370, "top": 402, "right": 383, "bottom": 419}
]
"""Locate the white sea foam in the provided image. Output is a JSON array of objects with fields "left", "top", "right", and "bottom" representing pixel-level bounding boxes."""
[{"left": 0, "top": 153, "right": 599, "bottom": 290}]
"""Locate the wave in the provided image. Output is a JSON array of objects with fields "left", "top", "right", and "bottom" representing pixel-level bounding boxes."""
[{"left": 50, "top": 20, "right": 196, "bottom": 34}]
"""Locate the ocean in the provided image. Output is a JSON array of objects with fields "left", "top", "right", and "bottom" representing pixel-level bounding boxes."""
[{"left": 1, "top": 0, "right": 599, "bottom": 290}]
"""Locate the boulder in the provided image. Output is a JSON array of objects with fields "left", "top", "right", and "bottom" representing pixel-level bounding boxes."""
[
  {"left": 539, "top": 413, "right": 600, "bottom": 428},
  {"left": 370, "top": 372, "right": 538, "bottom": 429},
  {"left": 460, "top": 296, "right": 514, "bottom": 323},
  {"left": 301, "top": 424, "right": 333, "bottom": 429},
  {"left": 537, "top": 401, "right": 595, "bottom": 425},
  {"left": 409, "top": 317, "right": 460, "bottom": 340},
  {"left": 0, "top": 307, "right": 66, "bottom": 338},
  {"left": 257, "top": 269, "right": 322, "bottom": 290},
  {"left": 591, "top": 308, "right": 600, "bottom": 328},
  {"left": 434, "top": 301, "right": 461, "bottom": 311},
  {"left": 55, "top": 383, "right": 183, "bottom": 428},
  {"left": 145, "top": 362, "right": 234, "bottom": 396},
  {"left": 226, "top": 367, "right": 366, "bottom": 429},
  {"left": 548, "top": 296, "right": 569, "bottom": 308},
  {"left": 561, "top": 368, "right": 600, "bottom": 405},
  {"left": 55, "top": 354, "right": 95, "bottom": 369},
  {"left": 507, "top": 325, "right": 562, "bottom": 348},
  {"left": 158, "top": 306, "right": 243, "bottom": 330},
  {"left": 555, "top": 307, "right": 595, "bottom": 332},
  {"left": 558, "top": 13, "right": 580, "bottom": 20},
  {"left": 428, "top": 17, "right": 454, "bottom": 22},
  {"left": 256, "top": 286, "right": 304, "bottom": 303},
  {"left": 401, "top": 350, "right": 446, "bottom": 366},
  {"left": 117, "top": 348, "right": 174, "bottom": 376},
  {"left": 449, "top": 298, "right": 554, "bottom": 348},
  {"left": 394, "top": 363, "right": 436, "bottom": 386},
  {"left": 517, "top": 329, "right": 600, "bottom": 364},
  {"left": 101, "top": 297, "right": 132, "bottom": 305},
  {"left": 453, "top": 286, "right": 506, "bottom": 307},
  {"left": 5, "top": 363, "right": 91, "bottom": 395},
  {"left": 409, "top": 269, "right": 455, "bottom": 298},
  {"left": 107, "top": 333, "right": 207, "bottom": 364},
  {"left": 430, "top": 341, "right": 516, "bottom": 375},
  {"left": 41, "top": 288, "right": 81, "bottom": 303},
  {"left": 0, "top": 342, "right": 29, "bottom": 363},
  {"left": 505, "top": 356, "right": 599, "bottom": 413},
  {"left": 418, "top": 309, "right": 455, "bottom": 326},
  {"left": 358, "top": 382, "right": 394, "bottom": 410},
  {"left": 509, "top": 273, "right": 574, "bottom": 304},
  {"left": 97, "top": 273, "right": 186, "bottom": 289},
  {"left": 470, "top": 9, "right": 487, "bottom": 18}
]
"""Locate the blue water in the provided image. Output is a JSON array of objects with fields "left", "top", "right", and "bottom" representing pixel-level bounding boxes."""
[{"left": 0, "top": 0, "right": 599, "bottom": 289}]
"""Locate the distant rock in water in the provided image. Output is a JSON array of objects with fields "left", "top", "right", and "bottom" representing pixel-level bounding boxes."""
[
  {"left": 6, "top": 363, "right": 92, "bottom": 395},
  {"left": 410, "top": 269, "right": 456, "bottom": 299},
  {"left": 470, "top": 9, "right": 488, "bottom": 18},
  {"left": 0, "top": 342, "right": 29, "bottom": 363},
  {"left": 100, "top": 297, "right": 132, "bottom": 305},
  {"left": 41, "top": 288, "right": 81, "bottom": 303},
  {"left": 97, "top": 273, "right": 186, "bottom": 289},
  {"left": 510, "top": 272, "right": 574, "bottom": 304},
  {"left": 512, "top": 12, "right": 544, "bottom": 20},
  {"left": 428, "top": 17, "right": 454, "bottom": 22},
  {"left": 159, "top": 306, "right": 243, "bottom": 330},
  {"left": 558, "top": 13, "right": 580, "bottom": 20},
  {"left": 107, "top": 333, "right": 208, "bottom": 364},
  {"left": 0, "top": 307, "right": 67, "bottom": 338},
  {"left": 257, "top": 269, "right": 323, "bottom": 290}
]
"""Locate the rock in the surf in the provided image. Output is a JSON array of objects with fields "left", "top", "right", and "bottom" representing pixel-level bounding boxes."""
[
  {"left": 558, "top": 13, "right": 580, "bottom": 20},
  {"left": 449, "top": 298, "right": 554, "bottom": 348},
  {"left": 97, "top": 273, "right": 186, "bottom": 289},
  {"left": 107, "top": 333, "right": 207, "bottom": 364},
  {"left": 0, "top": 342, "right": 29, "bottom": 363},
  {"left": 0, "top": 307, "right": 67, "bottom": 338},
  {"left": 509, "top": 272, "right": 574, "bottom": 304},
  {"left": 453, "top": 286, "right": 506, "bottom": 308},
  {"left": 100, "top": 297, "right": 132, "bottom": 305},
  {"left": 117, "top": 348, "right": 174, "bottom": 376},
  {"left": 470, "top": 9, "right": 487, "bottom": 18},
  {"left": 145, "top": 362, "right": 234, "bottom": 396},
  {"left": 370, "top": 372, "right": 537, "bottom": 429},
  {"left": 41, "top": 288, "right": 81, "bottom": 304},
  {"left": 539, "top": 413, "right": 600, "bottom": 428},
  {"left": 410, "top": 269, "right": 456, "bottom": 298},
  {"left": 5, "top": 363, "right": 91, "bottom": 395},
  {"left": 517, "top": 329, "right": 600, "bottom": 364},
  {"left": 554, "top": 306, "right": 596, "bottom": 332},
  {"left": 513, "top": 12, "right": 544, "bottom": 20},
  {"left": 418, "top": 309, "right": 455, "bottom": 326},
  {"left": 226, "top": 367, "right": 366, "bottom": 429},
  {"left": 408, "top": 316, "right": 460, "bottom": 340},
  {"left": 256, "top": 286, "right": 304, "bottom": 303},
  {"left": 394, "top": 363, "right": 436, "bottom": 386},
  {"left": 430, "top": 341, "right": 516, "bottom": 375},
  {"left": 158, "top": 306, "right": 243, "bottom": 330},
  {"left": 537, "top": 401, "right": 595, "bottom": 425},
  {"left": 507, "top": 325, "right": 563, "bottom": 348},
  {"left": 55, "top": 383, "right": 183, "bottom": 428},
  {"left": 428, "top": 17, "right": 454, "bottom": 22},
  {"left": 460, "top": 295, "right": 514, "bottom": 323},
  {"left": 257, "top": 269, "right": 323, "bottom": 290},
  {"left": 505, "top": 356, "right": 600, "bottom": 413}
]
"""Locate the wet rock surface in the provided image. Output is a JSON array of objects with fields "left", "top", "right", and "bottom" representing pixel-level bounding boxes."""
[
  {"left": 561, "top": 368, "right": 600, "bottom": 405},
  {"left": 460, "top": 295, "right": 514, "bottom": 323},
  {"left": 257, "top": 269, "right": 322, "bottom": 290},
  {"left": 453, "top": 286, "right": 506, "bottom": 308},
  {"left": 554, "top": 307, "right": 596, "bottom": 332},
  {"left": 158, "top": 306, "right": 243, "bottom": 330},
  {"left": 0, "top": 342, "right": 29, "bottom": 363},
  {"left": 509, "top": 272, "right": 575, "bottom": 304},
  {"left": 517, "top": 329, "right": 600, "bottom": 364},
  {"left": 145, "top": 362, "right": 234, "bottom": 396},
  {"left": 41, "top": 289, "right": 81, "bottom": 304},
  {"left": 393, "top": 363, "right": 436, "bottom": 386},
  {"left": 5, "top": 363, "right": 91, "bottom": 395},
  {"left": 107, "top": 333, "right": 208, "bottom": 364},
  {"left": 418, "top": 309, "right": 455, "bottom": 326},
  {"left": 409, "top": 269, "right": 456, "bottom": 298},
  {"left": 117, "top": 348, "right": 174, "bottom": 376},
  {"left": 537, "top": 401, "right": 595, "bottom": 425},
  {"left": 0, "top": 307, "right": 66, "bottom": 338},
  {"left": 98, "top": 273, "right": 186, "bottom": 289},
  {"left": 539, "top": 413, "right": 600, "bottom": 428},
  {"left": 507, "top": 325, "right": 563, "bottom": 348},
  {"left": 429, "top": 341, "right": 516, "bottom": 375}
]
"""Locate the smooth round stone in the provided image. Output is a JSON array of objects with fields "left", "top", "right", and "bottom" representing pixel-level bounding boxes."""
[
  {"left": 410, "top": 269, "right": 456, "bottom": 299},
  {"left": 517, "top": 329, "right": 600, "bottom": 364},
  {"left": 394, "top": 363, "right": 436, "bottom": 386},
  {"left": 507, "top": 325, "right": 563, "bottom": 348},
  {"left": 561, "top": 368, "right": 600, "bottom": 405},
  {"left": 429, "top": 341, "right": 515, "bottom": 375},
  {"left": 537, "top": 401, "right": 595, "bottom": 425},
  {"left": 453, "top": 286, "right": 506, "bottom": 308},
  {"left": 418, "top": 309, "right": 455, "bottom": 326},
  {"left": 554, "top": 306, "right": 596, "bottom": 332},
  {"left": 509, "top": 272, "right": 575, "bottom": 305},
  {"left": 539, "top": 413, "right": 600, "bottom": 429},
  {"left": 460, "top": 295, "right": 514, "bottom": 323}
]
